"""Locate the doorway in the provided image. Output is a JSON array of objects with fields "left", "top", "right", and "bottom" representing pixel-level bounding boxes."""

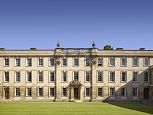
[
  {"left": 144, "top": 88, "right": 149, "bottom": 100},
  {"left": 74, "top": 88, "right": 79, "bottom": 99},
  {"left": 4, "top": 87, "right": 9, "bottom": 99}
]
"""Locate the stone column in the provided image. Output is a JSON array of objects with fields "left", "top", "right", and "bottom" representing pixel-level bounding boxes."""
[
  {"left": 21, "top": 86, "right": 26, "bottom": 100},
  {"left": 91, "top": 57, "right": 97, "bottom": 102},
  {"left": 70, "top": 87, "right": 74, "bottom": 101},
  {"left": 32, "top": 87, "right": 37, "bottom": 100},
  {"left": 149, "top": 67, "right": 153, "bottom": 100},
  {"left": 0, "top": 87, "right": 2, "bottom": 100},
  {"left": 55, "top": 57, "right": 61, "bottom": 101},
  {"left": 9, "top": 86, "right": 14, "bottom": 100}
]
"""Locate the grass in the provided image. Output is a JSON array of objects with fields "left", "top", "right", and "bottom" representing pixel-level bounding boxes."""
[{"left": 0, "top": 102, "right": 153, "bottom": 115}]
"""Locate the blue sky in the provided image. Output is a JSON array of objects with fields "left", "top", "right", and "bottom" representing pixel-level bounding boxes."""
[{"left": 0, "top": 0, "right": 153, "bottom": 50}]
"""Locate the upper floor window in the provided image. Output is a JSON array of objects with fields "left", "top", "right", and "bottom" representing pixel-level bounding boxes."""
[
  {"left": 144, "top": 58, "right": 150, "bottom": 67},
  {"left": 38, "top": 88, "right": 43, "bottom": 97},
  {"left": 27, "top": 58, "right": 32, "bottom": 66},
  {"left": 121, "top": 58, "right": 126, "bottom": 67},
  {"left": 74, "top": 71, "right": 79, "bottom": 81},
  {"left": 85, "top": 71, "right": 90, "bottom": 82},
  {"left": 132, "top": 58, "right": 138, "bottom": 67},
  {"left": 50, "top": 72, "right": 55, "bottom": 82},
  {"left": 4, "top": 72, "right": 9, "bottom": 82},
  {"left": 121, "top": 88, "right": 126, "bottom": 96},
  {"left": 4, "top": 59, "right": 9, "bottom": 66},
  {"left": 27, "top": 72, "right": 32, "bottom": 82},
  {"left": 144, "top": 72, "right": 149, "bottom": 82},
  {"left": 15, "top": 88, "right": 20, "bottom": 97},
  {"left": 133, "top": 88, "right": 138, "bottom": 96},
  {"left": 98, "top": 71, "right": 103, "bottom": 82},
  {"left": 49, "top": 59, "right": 55, "bottom": 66},
  {"left": 62, "top": 72, "right": 67, "bottom": 82},
  {"left": 62, "top": 59, "right": 67, "bottom": 66},
  {"left": 121, "top": 71, "right": 127, "bottom": 82},
  {"left": 38, "top": 72, "right": 43, "bottom": 82},
  {"left": 38, "top": 58, "right": 43, "bottom": 66},
  {"left": 74, "top": 58, "right": 79, "bottom": 66},
  {"left": 98, "top": 58, "right": 103, "bottom": 66},
  {"left": 109, "top": 58, "right": 115, "bottom": 66},
  {"left": 15, "top": 59, "right": 20, "bottom": 66},
  {"left": 109, "top": 71, "right": 115, "bottom": 82},
  {"left": 109, "top": 87, "right": 115, "bottom": 96},
  {"left": 133, "top": 72, "right": 138, "bottom": 82},
  {"left": 86, "top": 59, "right": 90, "bottom": 66},
  {"left": 15, "top": 72, "right": 20, "bottom": 82}
]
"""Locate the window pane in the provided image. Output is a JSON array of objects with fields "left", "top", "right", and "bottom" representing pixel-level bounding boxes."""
[
  {"left": 50, "top": 59, "right": 55, "bottom": 66},
  {"left": 27, "top": 88, "right": 32, "bottom": 97},
  {"left": 86, "top": 59, "right": 90, "bottom": 66},
  {"left": 38, "top": 88, "right": 43, "bottom": 96},
  {"left": 98, "top": 59, "right": 102, "bottom": 66},
  {"left": 86, "top": 88, "right": 90, "bottom": 96},
  {"left": 62, "top": 88, "right": 67, "bottom": 96},
  {"left": 98, "top": 71, "right": 103, "bottom": 82},
  {"left": 5, "top": 59, "right": 9, "bottom": 66},
  {"left": 16, "top": 59, "right": 20, "bottom": 66},
  {"left": 74, "top": 71, "right": 79, "bottom": 80},
  {"left": 74, "top": 59, "right": 78, "bottom": 66},
  {"left": 86, "top": 71, "right": 90, "bottom": 82},
  {"left": 110, "top": 58, "right": 115, "bottom": 66},
  {"left": 133, "top": 72, "right": 138, "bottom": 82},
  {"left": 50, "top": 72, "right": 54, "bottom": 82},
  {"left": 15, "top": 88, "right": 20, "bottom": 97},
  {"left": 63, "top": 59, "right": 67, "bottom": 66},
  {"left": 16, "top": 72, "right": 20, "bottom": 82},
  {"left": 50, "top": 88, "right": 55, "bottom": 96}
]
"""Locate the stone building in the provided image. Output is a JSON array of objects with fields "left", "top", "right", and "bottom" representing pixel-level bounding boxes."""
[{"left": 0, "top": 43, "right": 153, "bottom": 102}]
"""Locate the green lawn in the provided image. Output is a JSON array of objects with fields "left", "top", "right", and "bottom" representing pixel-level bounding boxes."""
[{"left": 0, "top": 102, "right": 153, "bottom": 115}]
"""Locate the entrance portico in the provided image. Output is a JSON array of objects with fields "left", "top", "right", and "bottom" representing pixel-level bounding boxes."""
[{"left": 69, "top": 80, "right": 82, "bottom": 101}]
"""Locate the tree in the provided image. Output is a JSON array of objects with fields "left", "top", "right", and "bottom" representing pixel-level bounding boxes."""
[{"left": 104, "top": 45, "right": 113, "bottom": 50}]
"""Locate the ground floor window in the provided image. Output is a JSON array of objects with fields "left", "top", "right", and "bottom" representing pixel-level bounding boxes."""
[
  {"left": 38, "top": 88, "right": 43, "bottom": 97},
  {"left": 27, "top": 88, "right": 32, "bottom": 97},
  {"left": 50, "top": 88, "right": 55, "bottom": 96},
  {"left": 98, "top": 88, "right": 103, "bottom": 97},
  {"left": 62, "top": 88, "right": 67, "bottom": 96},
  {"left": 86, "top": 88, "right": 90, "bottom": 96},
  {"left": 133, "top": 88, "right": 138, "bottom": 96},
  {"left": 109, "top": 87, "right": 115, "bottom": 96},
  {"left": 15, "top": 88, "right": 20, "bottom": 97},
  {"left": 121, "top": 88, "right": 126, "bottom": 96}
]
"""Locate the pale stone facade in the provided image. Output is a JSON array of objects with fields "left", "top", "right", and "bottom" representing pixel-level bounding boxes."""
[{"left": 0, "top": 46, "right": 153, "bottom": 102}]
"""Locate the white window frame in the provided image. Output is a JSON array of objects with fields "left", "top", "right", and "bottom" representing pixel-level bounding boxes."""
[
  {"left": 85, "top": 87, "right": 90, "bottom": 97},
  {"left": 38, "top": 71, "right": 43, "bottom": 82},
  {"left": 49, "top": 58, "right": 55, "bottom": 66},
  {"left": 97, "top": 87, "right": 103, "bottom": 97},
  {"left": 109, "top": 71, "right": 115, "bottom": 82},
  {"left": 132, "top": 57, "right": 139, "bottom": 67},
  {"left": 26, "top": 88, "right": 32, "bottom": 97},
  {"left": 15, "top": 88, "right": 20, "bottom": 97},
  {"left": 74, "top": 58, "right": 79, "bottom": 66},
  {"left": 109, "top": 58, "right": 115, "bottom": 66},
  {"left": 109, "top": 87, "right": 115, "bottom": 96},
  {"left": 85, "top": 58, "right": 90, "bottom": 66},
  {"left": 15, "top": 58, "right": 20, "bottom": 66},
  {"left": 97, "top": 71, "right": 103, "bottom": 82},
  {"left": 4, "top": 72, "right": 9, "bottom": 82},
  {"left": 133, "top": 88, "right": 138, "bottom": 96},
  {"left": 38, "top": 58, "right": 43, "bottom": 66},
  {"left": 38, "top": 88, "right": 43, "bottom": 97},
  {"left": 62, "top": 58, "right": 67, "bottom": 66},
  {"left": 62, "top": 88, "right": 67, "bottom": 97},
  {"left": 85, "top": 71, "right": 90, "bottom": 82},
  {"left": 62, "top": 71, "right": 67, "bottom": 82},
  {"left": 121, "top": 58, "right": 127, "bottom": 67},
  {"left": 26, "top": 72, "right": 32, "bottom": 82},
  {"left": 144, "top": 72, "right": 149, "bottom": 82},
  {"left": 49, "top": 71, "right": 55, "bottom": 82},
  {"left": 143, "top": 57, "right": 150, "bottom": 67},
  {"left": 133, "top": 71, "right": 138, "bottom": 82},
  {"left": 50, "top": 87, "right": 55, "bottom": 97},
  {"left": 73, "top": 71, "right": 79, "bottom": 81},
  {"left": 98, "top": 58, "right": 103, "bottom": 66},
  {"left": 4, "top": 58, "right": 9, "bottom": 66},
  {"left": 26, "top": 58, "right": 32, "bottom": 66},
  {"left": 121, "top": 71, "right": 127, "bottom": 82},
  {"left": 15, "top": 71, "right": 20, "bottom": 82},
  {"left": 121, "top": 88, "right": 126, "bottom": 96}
]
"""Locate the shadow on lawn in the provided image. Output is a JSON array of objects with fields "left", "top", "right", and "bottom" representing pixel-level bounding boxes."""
[{"left": 107, "top": 102, "right": 153, "bottom": 114}]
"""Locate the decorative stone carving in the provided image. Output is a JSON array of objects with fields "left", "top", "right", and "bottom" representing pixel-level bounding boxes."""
[
  {"left": 70, "top": 79, "right": 82, "bottom": 86},
  {"left": 56, "top": 61, "right": 60, "bottom": 65}
]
